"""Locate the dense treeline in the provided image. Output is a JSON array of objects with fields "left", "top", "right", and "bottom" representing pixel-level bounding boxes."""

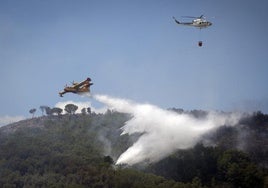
[
  {"left": 0, "top": 110, "right": 267, "bottom": 187},
  {"left": 146, "top": 144, "right": 266, "bottom": 188},
  {"left": 145, "top": 110, "right": 268, "bottom": 188},
  {"left": 203, "top": 111, "right": 268, "bottom": 167},
  {"left": 0, "top": 112, "right": 204, "bottom": 187}
]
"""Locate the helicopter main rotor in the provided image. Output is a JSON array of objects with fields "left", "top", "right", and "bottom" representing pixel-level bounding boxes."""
[{"left": 182, "top": 15, "right": 205, "bottom": 19}]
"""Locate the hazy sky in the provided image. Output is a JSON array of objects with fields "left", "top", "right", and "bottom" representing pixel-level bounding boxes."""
[{"left": 1, "top": 0, "right": 268, "bottom": 121}]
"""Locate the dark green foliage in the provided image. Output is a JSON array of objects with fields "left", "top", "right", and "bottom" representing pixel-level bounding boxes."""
[
  {"left": 103, "top": 156, "right": 114, "bottom": 165},
  {"left": 144, "top": 112, "right": 268, "bottom": 188},
  {"left": 0, "top": 111, "right": 267, "bottom": 187},
  {"left": 147, "top": 144, "right": 218, "bottom": 183},
  {"left": 0, "top": 113, "right": 198, "bottom": 188},
  {"left": 51, "top": 107, "right": 63, "bottom": 116},
  {"left": 44, "top": 106, "right": 53, "bottom": 116},
  {"left": 81, "top": 108, "right": 87, "bottom": 115},
  {"left": 147, "top": 144, "right": 266, "bottom": 187},
  {"left": 40, "top": 105, "right": 48, "bottom": 116},
  {"left": 205, "top": 111, "right": 268, "bottom": 167},
  {"left": 217, "top": 150, "right": 263, "bottom": 188},
  {"left": 29, "top": 108, "right": 36, "bottom": 118},
  {"left": 64, "top": 104, "right": 78, "bottom": 114},
  {"left": 0, "top": 114, "right": 104, "bottom": 187}
]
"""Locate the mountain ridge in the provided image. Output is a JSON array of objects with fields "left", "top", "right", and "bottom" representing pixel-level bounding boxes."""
[{"left": 0, "top": 110, "right": 267, "bottom": 187}]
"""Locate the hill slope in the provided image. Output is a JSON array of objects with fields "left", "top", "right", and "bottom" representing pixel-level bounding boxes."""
[{"left": 0, "top": 111, "right": 267, "bottom": 187}]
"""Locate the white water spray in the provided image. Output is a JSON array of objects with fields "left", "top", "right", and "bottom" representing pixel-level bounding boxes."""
[{"left": 92, "top": 94, "right": 241, "bottom": 165}]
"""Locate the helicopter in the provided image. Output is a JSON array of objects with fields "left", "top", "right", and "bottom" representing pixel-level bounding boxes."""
[
  {"left": 173, "top": 15, "right": 212, "bottom": 29},
  {"left": 173, "top": 15, "right": 212, "bottom": 46}
]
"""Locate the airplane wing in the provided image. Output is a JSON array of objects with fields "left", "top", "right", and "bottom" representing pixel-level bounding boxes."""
[
  {"left": 58, "top": 78, "right": 92, "bottom": 97},
  {"left": 72, "top": 78, "right": 91, "bottom": 89}
]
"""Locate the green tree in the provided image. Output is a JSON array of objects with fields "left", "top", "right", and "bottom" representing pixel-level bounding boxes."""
[
  {"left": 39, "top": 105, "right": 49, "bottom": 116},
  {"left": 44, "top": 106, "right": 52, "bottom": 116},
  {"left": 87, "top": 107, "right": 91, "bottom": 114},
  {"left": 51, "top": 107, "right": 63, "bottom": 116},
  {"left": 81, "top": 108, "right": 87, "bottom": 115},
  {"left": 218, "top": 150, "right": 263, "bottom": 188},
  {"left": 29, "top": 108, "right": 36, "bottom": 118},
  {"left": 64, "top": 104, "right": 78, "bottom": 114}
]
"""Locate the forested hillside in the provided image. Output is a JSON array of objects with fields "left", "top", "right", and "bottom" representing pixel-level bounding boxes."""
[{"left": 0, "top": 110, "right": 267, "bottom": 187}]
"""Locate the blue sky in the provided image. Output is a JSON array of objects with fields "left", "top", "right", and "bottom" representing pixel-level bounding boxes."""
[{"left": 1, "top": 0, "right": 268, "bottom": 122}]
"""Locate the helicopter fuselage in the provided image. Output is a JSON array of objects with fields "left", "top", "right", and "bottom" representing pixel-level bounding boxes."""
[
  {"left": 191, "top": 19, "right": 212, "bottom": 28},
  {"left": 173, "top": 17, "right": 212, "bottom": 29}
]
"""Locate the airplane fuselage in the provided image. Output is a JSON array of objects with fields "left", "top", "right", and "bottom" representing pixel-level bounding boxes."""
[{"left": 59, "top": 77, "right": 93, "bottom": 97}]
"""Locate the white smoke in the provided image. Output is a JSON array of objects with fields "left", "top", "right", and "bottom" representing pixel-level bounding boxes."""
[
  {"left": 0, "top": 115, "right": 25, "bottom": 127},
  {"left": 93, "top": 94, "right": 241, "bottom": 165}
]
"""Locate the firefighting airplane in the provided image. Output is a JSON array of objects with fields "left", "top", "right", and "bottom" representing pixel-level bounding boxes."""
[{"left": 59, "top": 77, "right": 93, "bottom": 97}]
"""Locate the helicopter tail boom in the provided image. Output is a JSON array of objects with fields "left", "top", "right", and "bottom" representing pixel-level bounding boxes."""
[{"left": 172, "top": 17, "right": 180, "bottom": 24}]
